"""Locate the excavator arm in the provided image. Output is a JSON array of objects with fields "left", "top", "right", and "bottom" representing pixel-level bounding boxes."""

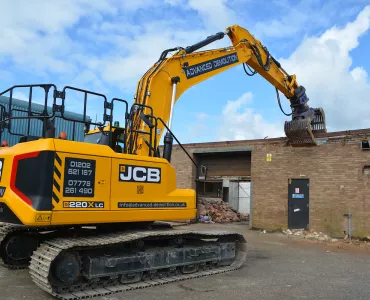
[{"left": 126, "top": 24, "right": 326, "bottom": 157}]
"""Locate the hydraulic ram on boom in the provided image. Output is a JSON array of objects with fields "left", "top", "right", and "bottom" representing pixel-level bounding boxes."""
[{"left": 126, "top": 24, "right": 326, "bottom": 157}]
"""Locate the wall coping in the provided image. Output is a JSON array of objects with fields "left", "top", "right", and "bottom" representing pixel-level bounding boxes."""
[{"left": 168, "top": 128, "right": 370, "bottom": 149}]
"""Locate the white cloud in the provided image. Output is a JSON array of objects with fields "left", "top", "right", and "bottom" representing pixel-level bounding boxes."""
[
  {"left": 12, "top": 91, "right": 28, "bottom": 102},
  {"left": 89, "top": 21, "right": 211, "bottom": 90},
  {"left": 350, "top": 67, "right": 368, "bottom": 83},
  {"left": 12, "top": 91, "right": 46, "bottom": 105},
  {"left": 69, "top": 69, "right": 107, "bottom": 93},
  {"left": 164, "top": 0, "right": 186, "bottom": 6},
  {"left": 0, "top": 0, "right": 235, "bottom": 89},
  {"left": 1, "top": 0, "right": 369, "bottom": 143},
  {"left": 252, "top": 1, "right": 363, "bottom": 40},
  {"left": 116, "top": 0, "right": 157, "bottom": 11},
  {"left": 0, "top": 0, "right": 238, "bottom": 92},
  {"left": 0, "top": 1, "right": 116, "bottom": 76},
  {"left": 196, "top": 112, "right": 208, "bottom": 121},
  {"left": 215, "top": 5, "right": 370, "bottom": 141},
  {"left": 187, "top": 0, "right": 236, "bottom": 30},
  {"left": 185, "top": 113, "right": 213, "bottom": 142},
  {"left": 0, "top": 0, "right": 243, "bottom": 133},
  {"left": 279, "top": 5, "right": 370, "bottom": 131},
  {"left": 218, "top": 92, "right": 284, "bottom": 140}
]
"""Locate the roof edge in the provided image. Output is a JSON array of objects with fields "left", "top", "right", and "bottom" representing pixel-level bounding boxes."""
[{"left": 172, "top": 128, "right": 370, "bottom": 148}]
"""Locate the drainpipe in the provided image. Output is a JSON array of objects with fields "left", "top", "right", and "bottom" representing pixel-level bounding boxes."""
[{"left": 343, "top": 213, "right": 352, "bottom": 240}]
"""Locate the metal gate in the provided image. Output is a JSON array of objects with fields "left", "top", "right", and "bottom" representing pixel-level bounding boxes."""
[
  {"left": 228, "top": 181, "right": 250, "bottom": 213},
  {"left": 238, "top": 182, "right": 250, "bottom": 214},
  {"left": 229, "top": 181, "right": 239, "bottom": 211}
]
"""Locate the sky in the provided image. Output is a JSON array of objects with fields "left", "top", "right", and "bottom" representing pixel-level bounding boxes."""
[{"left": 0, "top": 0, "right": 369, "bottom": 144}]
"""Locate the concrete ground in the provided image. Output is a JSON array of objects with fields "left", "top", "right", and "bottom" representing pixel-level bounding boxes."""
[{"left": 1, "top": 223, "right": 370, "bottom": 300}]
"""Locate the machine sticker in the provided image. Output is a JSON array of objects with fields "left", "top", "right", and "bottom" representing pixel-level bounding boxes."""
[
  {"left": 295, "top": 188, "right": 300, "bottom": 193},
  {"left": 292, "top": 194, "right": 304, "bottom": 198},
  {"left": 0, "top": 158, "right": 4, "bottom": 182},
  {"left": 118, "top": 202, "right": 187, "bottom": 208},
  {"left": 137, "top": 185, "right": 144, "bottom": 194},
  {"left": 63, "top": 201, "right": 104, "bottom": 208},
  {"left": 183, "top": 53, "right": 239, "bottom": 79},
  {"left": 63, "top": 158, "right": 96, "bottom": 197},
  {"left": 119, "top": 165, "right": 161, "bottom": 183},
  {"left": 35, "top": 214, "right": 51, "bottom": 222},
  {"left": 0, "top": 186, "right": 5, "bottom": 197}
]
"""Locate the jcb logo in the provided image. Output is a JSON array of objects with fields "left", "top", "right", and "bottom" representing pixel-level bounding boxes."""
[
  {"left": 119, "top": 164, "right": 161, "bottom": 183},
  {"left": 63, "top": 201, "right": 104, "bottom": 208}
]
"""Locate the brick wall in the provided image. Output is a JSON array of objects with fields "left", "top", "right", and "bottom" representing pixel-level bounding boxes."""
[
  {"left": 170, "top": 146, "right": 197, "bottom": 189},
  {"left": 167, "top": 131, "right": 370, "bottom": 237},
  {"left": 251, "top": 137, "right": 370, "bottom": 237}
]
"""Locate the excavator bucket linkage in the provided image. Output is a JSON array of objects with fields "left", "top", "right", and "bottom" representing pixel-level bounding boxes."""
[{"left": 284, "top": 108, "right": 326, "bottom": 147}]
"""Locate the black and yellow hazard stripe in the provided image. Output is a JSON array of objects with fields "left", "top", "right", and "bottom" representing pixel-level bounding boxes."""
[{"left": 52, "top": 153, "right": 62, "bottom": 209}]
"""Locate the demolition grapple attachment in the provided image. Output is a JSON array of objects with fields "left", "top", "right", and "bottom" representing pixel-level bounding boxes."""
[{"left": 284, "top": 86, "right": 327, "bottom": 147}]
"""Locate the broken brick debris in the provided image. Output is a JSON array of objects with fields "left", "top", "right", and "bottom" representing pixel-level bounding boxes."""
[{"left": 197, "top": 197, "right": 249, "bottom": 223}]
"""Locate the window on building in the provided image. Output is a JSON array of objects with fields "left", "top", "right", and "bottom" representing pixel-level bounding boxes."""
[
  {"left": 361, "top": 139, "right": 370, "bottom": 150},
  {"left": 198, "top": 181, "right": 222, "bottom": 197}
]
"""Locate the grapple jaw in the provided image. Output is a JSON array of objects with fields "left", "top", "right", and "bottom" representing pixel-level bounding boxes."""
[{"left": 284, "top": 108, "right": 326, "bottom": 147}]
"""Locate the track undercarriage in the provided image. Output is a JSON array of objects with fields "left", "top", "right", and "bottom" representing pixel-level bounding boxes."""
[{"left": 0, "top": 223, "right": 247, "bottom": 300}]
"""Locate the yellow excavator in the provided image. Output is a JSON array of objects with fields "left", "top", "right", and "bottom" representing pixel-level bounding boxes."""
[{"left": 0, "top": 24, "right": 326, "bottom": 299}]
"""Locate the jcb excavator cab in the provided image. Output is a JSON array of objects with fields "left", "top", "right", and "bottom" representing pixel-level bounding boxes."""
[{"left": 83, "top": 122, "right": 126, "bottom": 153}]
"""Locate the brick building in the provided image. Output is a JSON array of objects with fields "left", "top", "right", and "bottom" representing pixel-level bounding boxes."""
[{"left": 169, "top": 128, "right": 370, "bottom": 238}]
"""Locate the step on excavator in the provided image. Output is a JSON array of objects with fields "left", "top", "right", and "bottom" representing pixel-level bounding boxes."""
[{"left": 0, "top": 24, "right": 326, "bottom": 299}]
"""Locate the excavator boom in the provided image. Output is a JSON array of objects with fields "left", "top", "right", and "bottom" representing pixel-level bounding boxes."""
[{"left": 127, "top": 24, "right": 326, "bottom": 156}]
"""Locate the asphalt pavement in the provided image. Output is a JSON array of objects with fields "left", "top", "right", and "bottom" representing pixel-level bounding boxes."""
[{"left": 1, "top": 223, "right": 369, "bottom": 300}]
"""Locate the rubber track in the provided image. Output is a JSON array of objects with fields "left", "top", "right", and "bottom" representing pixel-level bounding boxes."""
[
  {"left": 29, "top": 229, "right": 247, "bottom": 300},
  {"left": 0, "top": 223, "right": 74, "bottom": 269},
  {"left": 0, "top": 223, "right": 29, "bottom": 269}
]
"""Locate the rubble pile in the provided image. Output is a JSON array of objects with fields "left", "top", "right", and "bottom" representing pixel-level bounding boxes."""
[
  {"left": 197, "top": 197, "right": 249, "bottom": 223},
  {"left": 283, "top": 229, "right": 338, "bottom": 242}
]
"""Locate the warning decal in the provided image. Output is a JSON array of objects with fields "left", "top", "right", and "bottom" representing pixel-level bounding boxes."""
[
  {"left": 292, "top": 194, "right": 304, "bottom": 199},
  {"left": 35, "top": 214, "right": 51, "bottom": 222}
]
